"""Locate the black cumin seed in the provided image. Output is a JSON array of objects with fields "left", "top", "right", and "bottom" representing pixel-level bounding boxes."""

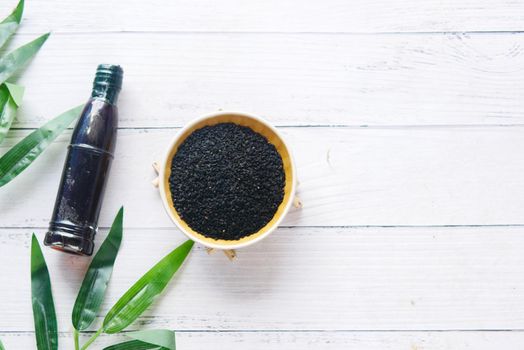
[{"left": 169, "top": 122, "right": 285, "bottom": 241}]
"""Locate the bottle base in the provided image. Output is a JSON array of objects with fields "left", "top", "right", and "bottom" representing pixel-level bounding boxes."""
[{"left": 44, "top": 224, "right": 95, "bottom": 256}]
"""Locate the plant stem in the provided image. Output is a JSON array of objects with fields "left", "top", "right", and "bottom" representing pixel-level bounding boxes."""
[
  {"left": 73, "top": 329, "right": 80, "bottom": 350},
  {"left": 80, "top": 327, "right": 102, "bottom": 350}
]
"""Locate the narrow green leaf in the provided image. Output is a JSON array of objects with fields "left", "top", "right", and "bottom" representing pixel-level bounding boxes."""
[
  {"left": 103, "top": 340, "right": 163, "bottom": 350},
  {"left": 5, "top": 82, "right": 24, "bottom": 106},
  {"left": 1, "top": 0, "right": 23, "bottom": 25},
  {"left": 72, "top": 207, "right": 124, "bottom": 331},
  {"left": 127, "top": 330, "right": 176, "bottom": 350},
  {"left": 0, "top": 0, "right": 24, "bottom": 50},
  {"left": 0, "top": 32, "right": 49, "bottom": 86},
  {"left": 0, "top": 83, "right": 22, "bottom": 144},
  {"left": 102, "top": 240, "right": 194, "bottom": 334},
  {"left": 31, "top": 234, "right": 58, "bottom": 350},
  {"left": 102, "top": 330, "right": 176, "bottom": 350},
  {"left": 0, "top": 338, "right": 5, "bottom": 350},
  {"left": 0, "top": 104, "right": 82, "bottom": 187}
]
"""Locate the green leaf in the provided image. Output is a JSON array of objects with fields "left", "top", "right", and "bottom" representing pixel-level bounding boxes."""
[
  {"left": 103, "top": 330, "right": 176, "bottom": 350},
  {"left": 72, "top": 207, "right": 124, "bottom": 331},
  {"left": 0, "top": 104, "right": 82, "bottom": 187},
  {"left": 0, "top": 0, "right": 24, "bottom": 50},
  {"left": 5, "top": 82, "right": 24, "bottom": 106},
  {"left": 0, "top": 338, "right": 5, "bottom": 350},
  {"left": 102, "top": 240, "right": 194, "bottom": 334},
  {"left": 1, "top": 0, "right": 23, "bottom": 25},
  {"left": 103, "top": 340, "right": 164, "bottom": 350},
  {"left": 0, "top": 83, "right": 22, "bottom": 144},
  {"left": 0, "top": 32, "right": 49, "bottom": 86},
  {"left": 31, "top": 234, "right": 58, "bottom": 350},
  {"left": 127, "top": 330, "right": 176, "bottom": 349}
]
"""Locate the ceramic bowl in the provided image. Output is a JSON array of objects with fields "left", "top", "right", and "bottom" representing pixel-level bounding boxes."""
[{"left": 158, "top": 111, "right": 297, "bottom": 250}]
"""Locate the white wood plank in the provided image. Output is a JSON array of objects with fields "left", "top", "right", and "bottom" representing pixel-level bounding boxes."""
[
  {"left": 2, "top": 32, "right": 522, "bottom": 128},
  {"left": 2, "top": 126, "right": 524, "bottom": 227},
  {"left": 1, "top": 0, "right": 523, "bottom": 34},
  {"left": 2, "top": 331, "right": 524, "bottom": 349},
  {"left": 1, "top": 227, "right": 524, "bottom": 331},
  {"left": 0, "top": 0, "right": 521, "bottom": 346}
]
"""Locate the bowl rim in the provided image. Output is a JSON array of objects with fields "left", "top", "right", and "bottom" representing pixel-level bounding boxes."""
[{"left": 159, "top": 110, "right": 297, "bottom": 250}]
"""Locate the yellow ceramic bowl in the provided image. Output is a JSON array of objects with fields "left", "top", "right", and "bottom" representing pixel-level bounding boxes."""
[{"left": 159, "top": 111, "right": 296, "bottom": 250}]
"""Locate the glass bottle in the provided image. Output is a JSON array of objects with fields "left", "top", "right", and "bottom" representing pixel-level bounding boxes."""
[{"left": 44, "top": 64, "right": 123, "bottom": 256}]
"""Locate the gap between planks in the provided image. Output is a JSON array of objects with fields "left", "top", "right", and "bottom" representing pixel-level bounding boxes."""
[
  {"left": 8, "top": 124, "right": 524, "bottom": 131},
  {"left": 8, "top": 30, "right": 524, "bottom": 36}
]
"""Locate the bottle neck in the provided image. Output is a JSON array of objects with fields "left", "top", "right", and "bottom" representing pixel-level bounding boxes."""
[
  {"left": 91, "top": 64, "right": 123, "bottom": 105},
  {"left": 91, "top": 82, "right": 120, "bottom": 105}
]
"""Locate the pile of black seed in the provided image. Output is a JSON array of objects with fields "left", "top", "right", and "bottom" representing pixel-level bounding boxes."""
[{"left": 169, "top": 123, "right": 285, "bottom": 241}]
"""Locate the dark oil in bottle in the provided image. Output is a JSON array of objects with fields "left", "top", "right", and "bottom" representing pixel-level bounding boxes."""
[{"left": 44, "top": 64, "right": 123, "bottom": 256}]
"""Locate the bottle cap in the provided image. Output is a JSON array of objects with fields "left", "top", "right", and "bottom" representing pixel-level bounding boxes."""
[{"left": 92, "top": 64, "right": 123, "bottom": 104}]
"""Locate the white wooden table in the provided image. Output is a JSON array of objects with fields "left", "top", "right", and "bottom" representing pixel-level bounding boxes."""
[{"left": 1, "top": 1, "right": 524, "bottom": 348}]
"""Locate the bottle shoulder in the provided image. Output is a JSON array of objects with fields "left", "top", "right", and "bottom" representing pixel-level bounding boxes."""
[{"left": 71, "top": 98, "right": 118, "bottom": 152}]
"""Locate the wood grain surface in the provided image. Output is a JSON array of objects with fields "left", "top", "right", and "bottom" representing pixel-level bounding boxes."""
[
  {"left": 2, "top": 127, "right": 524, "bottom": 228},
  {"left": 2, "top": 227, "right": 524, "bottom": 332},
  {"left": 0, "top": 0, "right": 523, "bottom": 349},
  {"left": 1, "top": 33, "right": 522, "bottom": 127},
  {"left": 1, "top": 0, "right": 523, "bottom": 33},
  {"left": 3, "top": 331, "right": 524, "bottom": 349}
]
